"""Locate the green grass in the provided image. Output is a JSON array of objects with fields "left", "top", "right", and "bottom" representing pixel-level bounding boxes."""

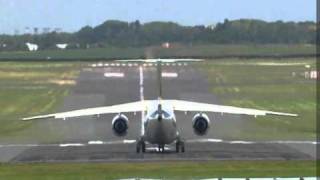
[
  {"left": 0, "top": 47, "right": 145, "bottom": 60},
  {"left": 0, "top": 161, "right": 316, "bottom": 180},
  {"left": 201, "top": 58, "right": 316, "bottom": 140},
  {"left": 0, "top": 44, "right": 315, "bottom": 60},
  {"left": 0, "top": 62, "right": 83, "bottom": 142}
]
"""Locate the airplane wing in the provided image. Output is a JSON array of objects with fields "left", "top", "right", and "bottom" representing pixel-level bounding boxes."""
[
  {"left": 22, "top": 101, "right": 149, "bottom": 121},
  {"left": 165, "top": 100, "right": 297, "bottom": 117}
]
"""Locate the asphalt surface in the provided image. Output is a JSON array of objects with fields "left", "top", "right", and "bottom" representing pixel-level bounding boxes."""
[{"left": 0, "top": 63, "right": 316, "bottom": 162}]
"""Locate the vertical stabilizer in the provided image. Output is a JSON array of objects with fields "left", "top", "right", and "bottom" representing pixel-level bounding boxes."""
[
  {"left": 115, "top": 58, "right": 203, "bottom": 100},
  {"left": 157, "top": 60, "right": 162, "bottom": 99},
  {"left": 157, "top": 103, "right": 162, "bottom": 121}
]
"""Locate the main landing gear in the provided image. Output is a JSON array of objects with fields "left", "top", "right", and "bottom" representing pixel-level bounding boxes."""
[
  {"left": 136, "top": 139, "right": 146, "bottom": 153},
  {"left": 176, "top": 140, "right": 185, "bottom": 153},
  {"left": 136, "top": 139, "right": 185, "bottom": 153}
]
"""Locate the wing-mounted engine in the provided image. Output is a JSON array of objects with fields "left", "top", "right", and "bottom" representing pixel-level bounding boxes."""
[
  {"left": 112, "top": 114, "right": 129, "bottom": 136},
  {"left": 192, "top": 113, "right": 210, "bottom": 136}
]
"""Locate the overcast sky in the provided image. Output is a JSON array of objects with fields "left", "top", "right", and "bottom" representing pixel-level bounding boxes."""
[{"left": 0, "top": 0, "right": 316, "bottom": 34}]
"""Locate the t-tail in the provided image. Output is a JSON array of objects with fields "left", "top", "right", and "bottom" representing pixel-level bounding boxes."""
[
  {"left": 156, "top": 60, "right": 163, "bottom": 121},
  {"left": 115, "top": 58, "right": 203, "bottom": 104}
]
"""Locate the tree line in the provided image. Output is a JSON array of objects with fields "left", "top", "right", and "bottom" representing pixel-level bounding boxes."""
[{"left": 0, "top": 19, "right": 316, "bottom": 51}]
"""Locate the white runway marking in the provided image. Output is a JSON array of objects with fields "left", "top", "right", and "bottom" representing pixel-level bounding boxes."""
[
  {"left": 104, "top": 63, "right": 109, "bottom": 66},
  {"left": 229, "top": 141, "right": 254, "bottom": 144},
  {"left": 104, "top": 73, "right": 124, "bottom": 78},
  {"left": 188, "top": 139, "right": 223, "bottom": 143},
  {"left": 123, "top": 140, "right": 136, "bottom": 144},
  {"left": 88, "top": 141, "right": 104, "bottom": 145},
  {"left": 88, "top": 140, "right": 136, "bottom": 145},
  {"left": 0, "top": 144, "right": 54, "bottom": 148},
  {"left": 162, "top": 72, "right": 178, "bottom": 78},
  {"left": 59, "top": 143, "right": 85, "bottom": 147},
  {"left": 0, "top": 140, "right": 138, "bottom": 148},
  {"left": 187, "top": 139, "right": 318, "bottom": 145}
]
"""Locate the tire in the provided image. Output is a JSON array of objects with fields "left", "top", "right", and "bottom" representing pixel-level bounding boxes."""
[
  {"left": 161, "top": 145, "right": 165, "bottom": 153},
  {"left": 176, "top": 142, "right": 180, "bottom": 153},
  {"left": 181, "top": 142, "right": 185, "bottom": 153},
  {"left": 136, "top": 142, "right": 141, "bottom": 153},
  {"left": 142, "top": 141, "right": 146, "bottom": 153}
]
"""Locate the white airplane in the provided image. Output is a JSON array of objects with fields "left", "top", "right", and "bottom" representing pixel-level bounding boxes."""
[{"left": 23, "top": 59, "right": 297, "bottom": 153}]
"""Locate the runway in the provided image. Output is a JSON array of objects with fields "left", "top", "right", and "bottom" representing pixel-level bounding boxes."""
[{"left": 0, "top": 62, "right": 316, "bottom": 162}]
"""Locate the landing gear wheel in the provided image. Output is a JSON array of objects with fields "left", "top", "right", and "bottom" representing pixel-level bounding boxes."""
[
  {"left": 141, "top": 141, "right": 146, "bottom": 153},
  {"left": 158, "top": 144, "right": 165, "bottom": 153},
  {"left": 136, "top": 142, "right": 140, "bottom": 153},
  {"left": 136, "top": 139, "right": 146, "bottom": 153},
  {"left": 180, "top": 141, "right": 185, "bottom": 153},
  {"left": 176, "top": 142, "right": 180, "bottom": 153},
  {"left": 176, "top": 140, "right": 185, "bottom": 153}
]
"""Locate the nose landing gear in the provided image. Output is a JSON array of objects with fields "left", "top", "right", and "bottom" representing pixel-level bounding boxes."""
[{"left": 158, "top": 144, "right": 165, "bottom": 152}]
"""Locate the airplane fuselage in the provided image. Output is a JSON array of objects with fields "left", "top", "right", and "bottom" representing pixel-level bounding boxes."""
[{"left": 143, "top": 102, "right": 178, "bottom": 145}]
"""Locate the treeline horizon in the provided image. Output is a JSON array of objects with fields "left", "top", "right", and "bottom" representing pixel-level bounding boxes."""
[{"left": 0, "top": 19, "right": 316, "bottom": 51}]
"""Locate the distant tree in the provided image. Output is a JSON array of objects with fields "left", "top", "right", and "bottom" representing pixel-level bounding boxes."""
[
  {"left": 0, "top": 19, "right": 316, "bottom": 51},
  {"left": 76, "top": 26, "right": 94, "bottom": 45}
]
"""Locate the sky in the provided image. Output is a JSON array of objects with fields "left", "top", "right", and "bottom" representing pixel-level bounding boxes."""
[{"left": 0, "top": 0, "right": 316, "bottom": 34}]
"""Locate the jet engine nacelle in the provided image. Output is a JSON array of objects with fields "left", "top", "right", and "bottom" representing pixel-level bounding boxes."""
[
  {"left": 192, "top": 113, "right": 210, "bottom": 136},
  {"left": 112, "top": 114, "right": 129, "bottom": 136}
]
